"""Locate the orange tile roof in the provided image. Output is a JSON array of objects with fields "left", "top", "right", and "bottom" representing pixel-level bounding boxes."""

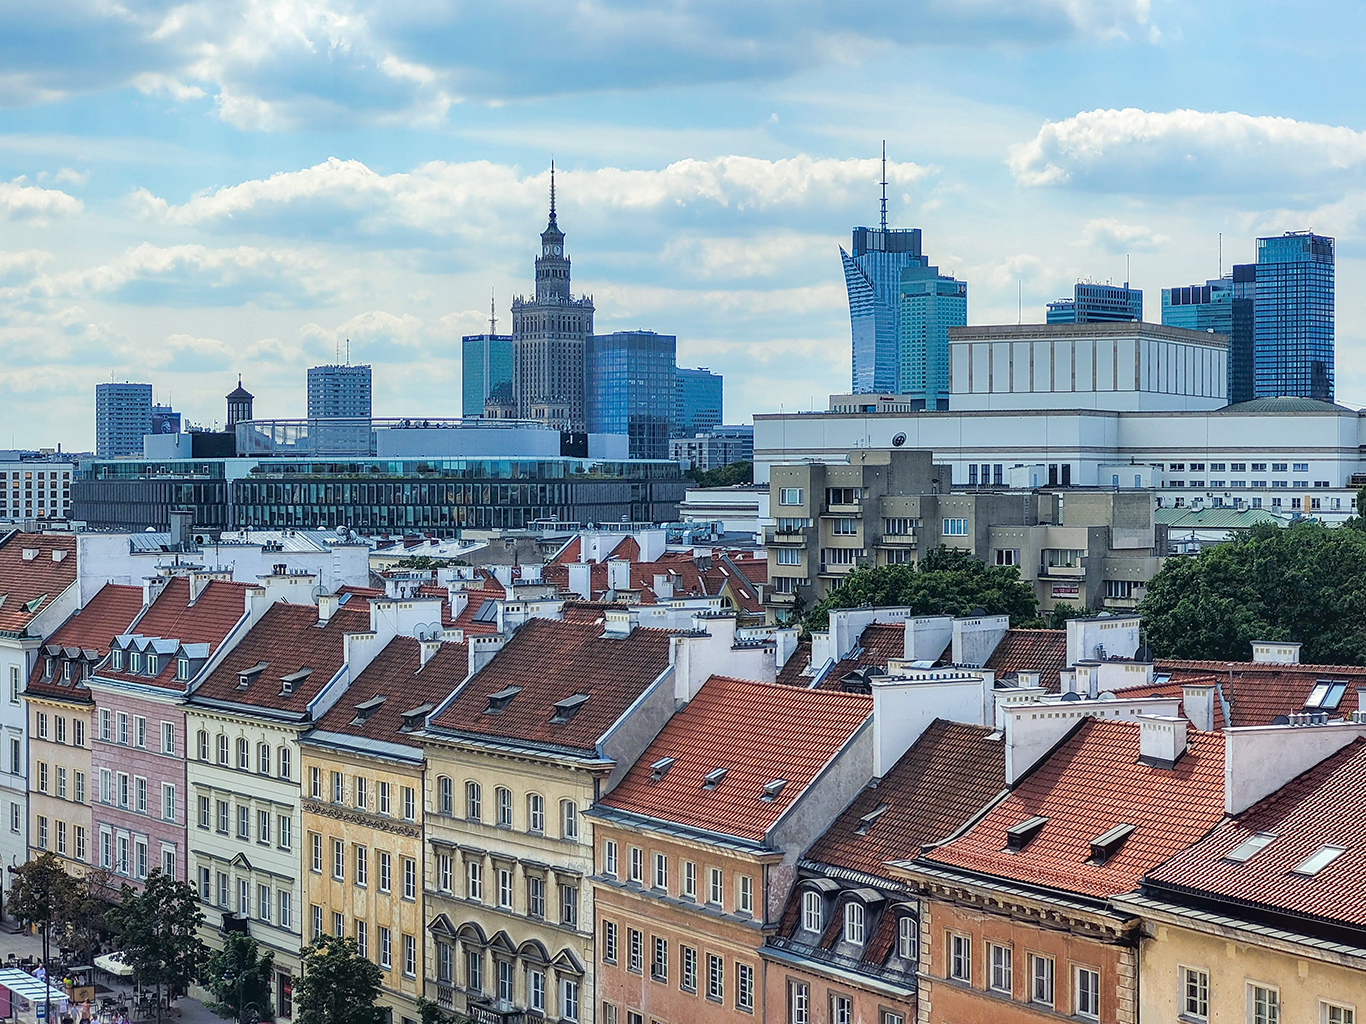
[
  {"left": 450, "top": 572, "right": 505, "bottom": 635},
  {"left": 550, "top": 537, "right": 581, "bottom": 564},
  {"left": 1147, "top": 738, "right": 1366, "bottom": 925},
  {"left": 821, "top": 623, "right": 911, "bottom": 690},
  {"left": 983, "top": 628, "right": 1068, "bottom": 691},
  {"left": 1157, "top": 659, "right": 1366, "bottom": 726},
  {"left": 599, "top": 676, "right": 873, "bottom": 843},
  {"left": 806, "top": 720, "right": 1005, "bottom": 879},
  {"left": 775, "top": 641, "right": 814, "bottom": 687},
  {"left": 0, "top": 533, "right": 77, "bottom": 634},
  {"left": 27, "top": 584, "right": 144, "bottom": 702},
  {"left": 311, "top": 636, "right": 469, "bottom": 743},
  {"left": 924, "top": 719, "right": 1227, "bottom": 898},
  {"left": 98, "top": 577, "right": 252, "bottom": 689},
  {"left": 428, "top": 617, "right": 675, "bottom": 753},
  {"left": 191, "top": 602, "right": 372, "bottom": 712}
]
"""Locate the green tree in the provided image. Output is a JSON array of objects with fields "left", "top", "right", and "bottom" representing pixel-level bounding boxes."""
[
  {"left": 391, "top": 556, "right": 467, "bottom": 569},
  {"left": 687, "top": 461, "right": 753, "bottom": 488},
  {"left": 1139, "top": 520, "right": 1366, "bottom": 663},
  {"left": 6, "top": 853, "right": 79, "bottom": 1021},
  {"left": 803, "top": 546, "right": 1038, "bottom": 633},
  {"left": 293, "top": 937, "right": 384, "bottom": 1024},
  {"left": 415, "top": 997, "right": 469, "bottom": 1024},
  {"left": 113, "top": 871, "right": 205, "bottom": 1023},
  {"left": 61, "top": 866, "right": 118, "bottom": 971},
  {"left": 204, "top": 934, "right": 274, "bottom": 1022}
]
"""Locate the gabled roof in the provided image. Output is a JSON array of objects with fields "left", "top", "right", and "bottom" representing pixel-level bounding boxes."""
[
  {"left": 26, "top": 584, "right": 144, "bottom": 701},
  {"left": 190, "top": 602, "right": 371, "bottom": 712},
  {"left": 1108, "top": 673, "right": 1230, "bottom": 730},
  {"left": 598, "top": 675, "right": 872, "bottom": 843},
  {"left": 427, "top": 617, "right": 675, "bottom": 754},
  {"left": 984, "top": 628, "right": 1068, "bottom": 692},
  {"left": 806, "top": 720, "right": 1005, "bottom": 879},
  {"left": 96, "top": 577, "right": 252, "bottom": 689},
  {"left": 1146, "top": 738, "right": 1366, "bottom": 926},
  {"left": 1157, "top": 659, "right": 1366, "bottom": 725},
  {"left": 310, "top": 636, "right": 469, "bottom": 744},
  {"left": 0, "top": 533, "right": 77, "bottom": 634},
  {"left": 822, "top": 623, "right": 913, "bottom": 690},
  {"left": 923, "top": 719, "right": 1226, "bottom": 898}
]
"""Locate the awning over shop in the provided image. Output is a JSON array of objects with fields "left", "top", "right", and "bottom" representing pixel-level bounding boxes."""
[{"left": 93, "top": 952, "right": 135, "bottom": 978}]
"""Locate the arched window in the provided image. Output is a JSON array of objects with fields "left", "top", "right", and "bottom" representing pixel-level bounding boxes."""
[
  {"left": 217, "top": 734, "right": 229, "bottom": 765},
  {"left": 197, "top": 730, "right": 209, "bottom": 761},
  {"left": 465, "top": 782, "right": 482, "bottom": 821},
  {"left": 801, "top": 890, "right": 823, "bottom": 932},
  {"left": 437, "top": 776, "right": 453, "bottom": 816},
  {"left": 278, "top": 746, "right": 291, "bottom": 780},
  {"left": 496, "top": 786, "right": 513, "bottom": 827},
  {"left": 527, "top": 794, "right": 545, "bottom": 833},
  {"left": 257, "top": 743, "right": 270, "bottom": 774},
  {"left": 898, "top": 915, "right": 917, "bottom": 959},
  {"left": 560, "top": 800, "right": 579, "bottom": 841},
  {"left": 844, "top": 902, "right": 865, "bottom": 945},
  {"left": 236, "top": 737, "right": 249, "bottom": 770}
]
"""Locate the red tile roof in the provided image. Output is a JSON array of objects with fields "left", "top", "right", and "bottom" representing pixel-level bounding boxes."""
[
  {"left": 99, "top": 577, "right": 252, "bottom": 689},
  {"left": 1147, "top": 738, "right": 1366, "bottom": 925},
  {"left": 550, "top": 537, "right": 581, "bottom": 564},
  {"left": 776, "top": 641, "right": 814, "bottom": 687},
  {"left": 26, "top": 584, "right": 144, "bottom": 702},
  {"left": 924, "top": 719, "right": 1227, "bottom": 898},
  {"left": 983, "top": 629, "right": 1068, "bottom": 692},
  {"left": 1108, "top": 672, "right": 1229, "bottom": 729},
  {"left": 0, "top": 533, "right": 77, "bottom": 634},
  {"left": 1156, "top": 660, "right": 1366, "bottom": 726},
  {"left": 599, "top": 676, "right": 873, "bottom": 843},
  {"left": 192, "top": 602, "right": 372, "bottom": 712},
  {"left": 450, "top": 573, "right": 505, "bottom": 635},
  {"left": 806, "top": 720, "right": 1005, "bottom": 879},
  {"left": 821, "top": 623, "right": 910, "bottom": 690},
  {"left": 312, "top": 636, "right": 469, "bottom": 743},
  {"left": 428, "top": 617, "right": 675, "bottom": 753}
]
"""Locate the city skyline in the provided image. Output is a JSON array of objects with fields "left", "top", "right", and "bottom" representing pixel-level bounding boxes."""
[{"left": 3, "top": 3, "right": 1366, "bottom": 449}]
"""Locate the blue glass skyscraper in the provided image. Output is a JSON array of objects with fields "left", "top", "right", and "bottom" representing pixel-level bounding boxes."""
[
  {"left": 462, "top": 333, "right": 513, "bottom": 416},
  {"left": 899, "top": 263, "right": 966, "bottom": 411},
  {"left": 1254, "top": 231, "right": 1334, "bottom": 401},
  {"left": 674, "top": 367, "right": 723, "bottom": 436},
  {"left": 586, "top": 330, "right": 676, "bottom": 459},
  {"left": 1161, "top": 267, "right": 1256, "bottom": 404}
]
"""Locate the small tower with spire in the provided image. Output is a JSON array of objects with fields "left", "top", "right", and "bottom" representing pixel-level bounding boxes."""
[
  {"left": 535, "top": 161, "right": 571, "bottom": 303},
  {"left": 225, "top": 374, "right": 254, "bottom": 428}
]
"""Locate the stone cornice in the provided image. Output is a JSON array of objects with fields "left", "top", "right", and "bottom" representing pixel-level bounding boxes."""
[{"left": 302, "top": 798, "right": 420, "bottom": 839}]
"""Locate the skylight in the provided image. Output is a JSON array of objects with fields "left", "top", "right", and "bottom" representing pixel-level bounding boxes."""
[
  {"left": 702, "top": 768, "right": 728, "bottom": 790},
  {"left": 484, "top": 686, "right": 521, "bottom": 715},
  {"left": 649, "top": 757, "right": 675, "bottom": 781},
  {"left": 1004, "top": 815, "right": 1047, "bottom": 852},
  {"left": 1304, "top": 680, "right": 1348, "bottom": 711},
  {"left": 760, "top": 779, "right": 788, "bottom": 802},
  {"left": 1292, "top": 845, "right": 1346, "bottom": 876},
  {"left": 1223, "top": 832, "right": 1276, "bottom": 864},
  {"left": 1087, "top": 823, "right": 1136, "bottom": 865},
  {"left": 549, "top": 693, "right": 590, "bottom": 724}
]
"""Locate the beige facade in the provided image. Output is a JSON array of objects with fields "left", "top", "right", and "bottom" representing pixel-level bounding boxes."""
[
  {"left": 419, "top": 737, "right": 599, "bottom": 1023},
  {"left": 27, "top": 695, "right": 92, "bottom": 870},
  {"left": 1118, "top": 899, "right": 1365, "bottom": 1024},
  {"left": 299, "top": 743, "right": 427, "bottom": 1024}
]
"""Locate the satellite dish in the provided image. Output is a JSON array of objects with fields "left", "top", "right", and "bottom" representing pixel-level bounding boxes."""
[
  {"left": 891, "top": 432, "right": 907, "bottom": 447},
  {"left": 311, "top": 585, "right": 327, "bottom": 601}
]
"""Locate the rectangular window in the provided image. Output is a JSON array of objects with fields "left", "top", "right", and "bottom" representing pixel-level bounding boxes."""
[
  {"left": 74, "top": 720, "right": 84, "bottom": 747},
  {"left": 560, "top": 979, "right": 579, "bottom": 1022},
  {"left": 629, "top": 846, "right": 643, "bottom": 882},
  {"left": 736, "top": 963, "right": 754, "bottom": 1012},
  {"left": 135, "top": 839, "right": 146, "bottom": 878},
  {"left": 279, "top": 891, "right": 291, "bottom": 929},
  {"left": 355, "top": 776, "right": 367, "bottom": 810},
  {"left": 163, "top": 784, "right": 175, "bottom": 821},
  {"left": 198, "top": 796, "right": 210, "bottom": 829},
  {"left": 219, "top": 874, "right": 230, "bottom": 908},
  {"left": 779, "top": 488, "right": 803, "bottom": 505},
  {"left": 628, "top": 929, "right": 643, "bottom": 974},
  {"left": 995, "top": 548, "right": 1020, "bottom": 566},
  {"left": 278, "top": 815, "right": 291, "bottom": 850},
  {"left": 681, "top": 945, "right": 697, "bottom": 993},
  {"left": 707, "top": 954, "right": 723, "bottom": 1001},
  {"left": 437, "top": 852, "right": 451, "bottom": 892},
  {"left": 498, "top": 868, "right": 513, "bottom": 908},
  {"left": 354, "top": 845, "right": 367, "bottom": 886},
  {"left": 378, "top": 781, "right": 390, "bottom": 815},
  {"left": 775, "top": 548, "right": 800, "bottom": 565},
  {"left": 37, "top": 713, "right": 48, "bottom": 740},
  {"left": 403, "top": 935, "right": 416, "bottom": 977},
  {"left": 37, "top": 762, "right": 48, "bottom": 793},
  {"left": 403, "top": 857, "right": 416, "bottom": 900},
  {"left": 332, "top": 771, "right": 343, "bottom": 803},
  {"left": 1180, "top": 966, "right": 1209, "bottom": 1019},
  {"left": 709, "top": 867, "right": 723, "bottom": 906},
  {"left": 1249, "top": 984, "right": 1279, "bottom": 1024},
  {"left": 403, "top": 786, "right": 415, "bottom": 820},
  {"left": 988, "top": 944, "right": 1012, "bottom": 994},
  {"left": 738, "top": 875, "right": 754, "bottom": 917},
  {"left": 467, "top": 860, "right": 484, "bottom": 900},
  {"left": 100, "top": 709, "right": 111, "bottom": 741},
  {"left": 601, "top": 921, "right": 617, "bottom": 965},
  {"left": 604, "top": 839, "right": 618, "bottom": 877},
  {"left": 942, "top": 517, "right": 969, "bottom": 536},
  {"left": 333, "top": 839, "right": 344, "bottom": 879},
  {"left": 559, "top": 883, "right": 578, "bottom": 927},
  {"left": 1074, "top": 966, "right": 1100, "bottom": 1019},
  {"left": 117, "top": 712, "right": 129, "bottom": 745},
  {"left": 378, "top": 851, "right": 391, "bottom": 892},
  {"left": 162, "top": 722, "right": 174, "bottom": 754},
  {"left": 831, "top": 517, "right": 858, "bottom": 535},
  {"left": 948, "top": 933, "right": 971, "bottom": 982},
  {"left": 311, "top": 905, "right": 322, "bottom": 940},
  {"left": 831, "top": 996, "right": 853, "bottom": 1024},
  {"left": 36, "top": 816, "right": 47, "bottom": 850},
  {"left": 683, "top": 860, "right": 696, "bottom": 900},
  {"left": 1323, "top": 1003, "right": 1355, "bottom": 1024},
  {"left": 355, "top": 920, "right": 366, "bottom": 958},
  {"left": 258, "top": 884, "right": 271, "bottom": 922},
  {"left": 134, "top": 776, "right": 146, "bottom": 813},
  {"left": 333, "top": 912, "right": 344, "bottom": 938},
  {"left": 651, "top": 936, "right": 668, "bottom": 982},
  {"left": 74, "top": 826, "right": 86, "bottom": 862},
  {"left": 527, "top": 875, "right": 544, "bottom": 918},
  {"left": 1029, "top": 953, "right": 1055, "bottom": 1006},
  {"left": 74, "top": 770, "right": 85, "bottom": 803},
  {"left": 378, "top": 926, "right": 391, "bottom": 969},
  {"left": 309, "top": 767, "right": 321, "bottom": 799},
  {"left": 237, "top": 805, "right": 249, "bottom": 839},
  {"left": 653, "top": 852, "right": 667, "bottom": 890}
]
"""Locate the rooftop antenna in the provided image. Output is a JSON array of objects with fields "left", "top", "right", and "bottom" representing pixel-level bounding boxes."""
[
  {"left": 489, "top": 289, "right": 498, "bottom": 334},
  {"left": 879, "top": 141, "right": 888, "bottom": 231},
  {"left": 1018, "top": 281, "right": 1022, "bottom": 325},
  {"left": 1219, "top": 232, "right": 1223, "bottom": 278},
  {"left": 345, "top": 337, "right": 350, "bottom": 364},
  {"left": 549, "top": 159, "right": 556, "bottom": 221}
]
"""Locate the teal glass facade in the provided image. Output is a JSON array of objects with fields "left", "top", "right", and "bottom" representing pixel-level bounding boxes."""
[
  {"left": 585, "top": 330, "right": 676, "bottom": 460},
  {"left": 674, "top": 367, "right": 723, "bottom": 436},
  {"left": 841, "top": 226, "right": 923, "bottom": 393},
  {"left": 462, "top": 334, "right": 513, "bottom": 416},
  {"left": 898, "top": 263, "right": 966, "bottom": 411},
  {"left": 1254, "top": 232, "right": 1334, "bottom": 402}
]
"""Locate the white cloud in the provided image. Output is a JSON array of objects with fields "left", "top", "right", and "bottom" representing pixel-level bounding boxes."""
[
  {"left": 1009, "top": 108, "right": 1366, "bottom": 198},
  {"left": 0, "top": 180, "right": 82, "bottom": 221},
  {"left": 1082, "top": 218, "right": 1170, "bottom": 252},
  {"left": 0, "top": 249, "right": 53, "bottom": 287}
]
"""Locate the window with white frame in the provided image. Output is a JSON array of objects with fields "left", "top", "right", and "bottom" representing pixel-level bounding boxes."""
[
  {"left": 843, "top": 902, "right": 865, "bottom": 944},
  {"left": 1179, "top": 965, "right": 1209, "bottom": 1020},
  {"left": 948, "top": 932, "right": 971, "bottom": 982},
  {"left": 682, "top": 860, "right": 696, "bottom": 900},
  {"left": 738, "top": 875, "right": 753, "bottom": 916},
  {"left": 988, "top": 943, "right": 1011, "bottom": 993},
  {"left": 776, "top": 548, "right": 801, "bottom": 565},
  {"left": 527, "top": 792, "right": 544, "bottom": 832},
  {"left": 801, "top": 890, "right": 822, "bottom": 932},
  {"left": 1074, "top": 966, "right": 1100, "bottom": 1019},
  {"left": 779, "top": 488, "right": 803, "bottom": 505},
  {"left": 898, "top": 915, "right": 917, "bottom": 959},
  {"left": 1029, "top": 953, "right": 1054, "bottom": 1006},
  {"left": 603, "top": 839, "right": 618, "bottom": 877},
  {"left": 1322, "top": 1002, "right": 1355, "bottom": 1024},
  {"left": 653, "top": 852, "right": 667, "bottom": 890},
  {"left": 560, "top": 800, "right": 578, "bottom": 840},
  {"left": 942, "top": 518, "right": 969, "bottom": 536},
  {"left": 789, "top": 981, "right": 809, "bottom": 1024},
  {"left": 1249, "top": 983, "right": 1279, "bottom": 1024}
]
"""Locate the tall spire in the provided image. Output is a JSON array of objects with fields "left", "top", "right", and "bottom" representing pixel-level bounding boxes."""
[
  {"left": 879, "top": 140, "right": 888, "bottom": 231},
  {"left": 549, "top": 159, "right": 557, "bottom": 223},
  {"left": 489, "top": 288, "right": 498, "bottom": 334}
]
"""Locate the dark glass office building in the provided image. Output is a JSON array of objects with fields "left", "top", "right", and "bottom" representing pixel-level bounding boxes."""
[
  {"left": 585, "top": 331, "right": 676, "bottom": 460},
  {"left": 1161, "top": 266, "right": 1256, "bottom": 404},
  {"left": 674, "top": 367, "right": 723, "bottom": 437},
  {"left": 841, "top": 226, "right": 925, "bottom": 393},
  {"left": 1254, "top": 231, "right": 1334, "bottom": 402},
  {"left": 1046, "top": 282, "right": 1142, "bottom": 324},
  {"left": 72, "top": 457, "right": 687, "bottom": 536},
  {"left": 461, "top": 333, "right": 514, "bottom": 416}
]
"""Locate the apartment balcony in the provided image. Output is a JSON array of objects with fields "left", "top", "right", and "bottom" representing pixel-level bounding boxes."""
[
  {"left": 823, "top": 503, "right": 862, "bottom": 516},
  {"left": 765, "top": 526, "right": 812, "bottom": 544},
  {"left": 768, "top": 590, "right": 799, "bottom": 605},
  {"left": 1102, "top": 595, "right": 1141, "bottom": 610},
  {"left": 878, "top": 533, "right": 917, "bottom": 547},
  {"left": 1038, "top": 564, "right": 1085, "bottom": 579},
  {"left": 819, "top": 561, "right": 860, "bottom": 578},
  {"left": 467, "top": 999, "right": 533, "bottom": 1024}
]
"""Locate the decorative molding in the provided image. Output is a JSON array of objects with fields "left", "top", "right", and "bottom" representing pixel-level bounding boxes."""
[{"left": 302, "top": 799, "right": 420, "bottom": 839}]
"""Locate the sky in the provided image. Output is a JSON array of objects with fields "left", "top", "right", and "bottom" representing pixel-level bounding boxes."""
[{"left": 3, "top": 0, "right": 1366, "bottom": 450}]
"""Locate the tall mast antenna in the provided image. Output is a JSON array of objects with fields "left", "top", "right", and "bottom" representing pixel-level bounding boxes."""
[
  {"left": 489, "top": 289, "right": 498, "bottom": 334},
  {"left": 549, "top": 159, "right": 556, "bottom": 220},
  {"left": 879, "top": 141, "right": 888, "bottom": 231}
]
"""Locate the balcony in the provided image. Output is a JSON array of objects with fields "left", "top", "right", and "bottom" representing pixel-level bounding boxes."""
[
  {"left": 468, "top": 1000, "right": 535, "bottom": 1024},
  {"left": 819, "top": 561, "right": 860, "bottom": 577},
  {"left": 1103, "top": 596, "right": 1140, "bottom": 610},
  {"left": 878, "top": 533, "right": 917, "bottom": 546},
  {"left": 769, "top": 591, "right": 798, "bottom": 605},
  {"left": 765, "top": 526, "right": 811, "bottom": 544},
  {"left": 822, "top": 504, "right": 862, "bottom": 516}
]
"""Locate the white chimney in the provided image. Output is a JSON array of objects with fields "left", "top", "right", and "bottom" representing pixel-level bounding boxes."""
[
  {"left": 1066, "top": 615, "right": 1140, "bottom": 666},
  {"left": 567, "top": 563, "right": 592, "bottom": 600},
  {"left": 467, "top": 634, "right": 506, "bottom": 677},
  {"left": 951, "top": 614, "right": 1010, "bottom": 667},
  {"left": 1182, "top": 683, "right": 1216, "bottom": 732},
  {"left": 1251, "top": 641, "right": 1301, "bottom": 665},
  {"left": 904, "top": 615, "right": 953, "bottom": 662},
  {"left": 603, "top": 608, "right": 636, "bottom": 637},
  {"left": 1224, "top": 720, "right": 1366, "bottom": 814},
  {"left": 774, "top": 628, "right": 799, "bottom": 670},
  {"left": 318, "top": 593, "right": 340, "bottom": 625},
  {"left": 1139, "top": 715, "right": 1188, "bottom": 767},
  {"left": 419, "top": 639, "right": 442, "bottom": 668},
  {"left": 871, "top": 666, "right": 987, "bottom": 777},
  {"left": 607, "top": 559, "right": 631, "bottom": 593},
  {"left": 1016, "top": 669, "right": 1041, "bottom": 689},
  {"left": 1001, "top": 695, "right": 1182, "bottom": 784},
  {"left": 653, "top": 574, "right": 674, "bottom": 601}
]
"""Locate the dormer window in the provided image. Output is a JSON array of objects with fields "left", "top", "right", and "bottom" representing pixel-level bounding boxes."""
[
  {"left": 855, "top": 804, "right": 888, "bottom": 835},
  {"left": 702, "top": 768, "right": 727, "bottom": 790},
  {"left": 350, "top": 696, "right": 386, "bottom": 726},
  {"left": 129, "top": 652, "right": 142, "bottom": 673},
  {"left": 62, "top": 661, "right": 71, "bottom": 682},
  {"left": 110, "top": 650, "right": 123, "bottom": 671},
  {"left": 760, "top": 779, "right": 787, "bottom": 802},
  {"left": 1087, "top": 824, "right": 1136, "bottom": 866},
  {"left": 549, "top": 693, "right": 589, "bottom": 724},
  {"left": 176, "top": 658, "right": 191, "bottom": 681},
  {"left": 279, "top": 668, "right": 312, "bottom": 695},
  {"left": 146, "top": 656, "right": 158, "bottom": 676},
  {"left": 44, "top": 658, "right": 54, "bottom": 679},
  {"left": 843, "top": 902, "right": 865, "bottom": 945},
  {"left": 801, "top": 891, "right": 822, "bottom": 932},
  {"left": 484, "top": 687, "right": 521, "bottom": 715},
  {"left": 650, "top": 758, "right": 675, "bottom": 781},
  {"left": 1005, "top": 815, "right": 1047, "bottom": 852}
]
